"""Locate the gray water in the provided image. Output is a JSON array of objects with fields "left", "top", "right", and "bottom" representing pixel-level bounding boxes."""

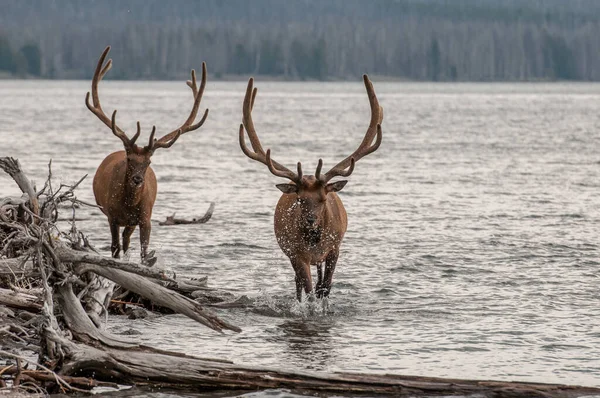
[{"left": 1, "top": 80, "right": 599, "bottom": 394}]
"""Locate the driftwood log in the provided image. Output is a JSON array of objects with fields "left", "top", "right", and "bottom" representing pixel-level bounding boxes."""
[
  {"left": 1, "top": 156, "right": 599, "bottom": 397},
  {"left": 159, "top": 202, "right": 215, "bottom": 226}
]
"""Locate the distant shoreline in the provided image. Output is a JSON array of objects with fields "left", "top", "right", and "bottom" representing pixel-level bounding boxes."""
[{"left": 0, "top": 73, "right": 592, "bottom": 83}]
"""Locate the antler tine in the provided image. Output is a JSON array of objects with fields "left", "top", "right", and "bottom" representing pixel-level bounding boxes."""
[
  {"left": 99, "top": 59, "right": 112, "bottom": 80},
  {"left": 151, "top": 129, "right": 182, "bottom": 151},
  {"left": 146, "top": 126, "right": 157, "bottom": 150},
  {"left": 242, "top": 78, "right": 263, "bottom": 154},
  {"left": 266, "top": 149, "right": 299, "bottom": 182},
  {"left": 315, "top": 159, "right": 323, "bottom": 180},
  {"left": 251, "top": 87, "right": 257, "bottom": 111},
  {"left": 153, "top": 62, "right": 209, "bottom": 149},
  {"left": 110, "top": 110, "right": 134, "bottom": 148},
  {"left": 186, "top": 69, "right": 197, "bottom": 96},
  {"left": 337, "top": 157, "right": 356, "bottom": 177},
  {"left": 129, "top": 121, "right": 141, "bottom": 146},
  {"left": 297, "top": 162, "right": 303, "bottom": 181},
  {"left": 187, "top": 108, "right": 209, "bottom": 131},
  {"left": 321, "top": 75, "right": 383, "bottom": 182},
  {"left": 318, "top": 157, "right": 356, "bottom": 182},
  {"left": 149, "top": 126, "right": 157, "bottom": 144},
  {"left": 239, "top": 78, "right": 298, "bottom": 181}
]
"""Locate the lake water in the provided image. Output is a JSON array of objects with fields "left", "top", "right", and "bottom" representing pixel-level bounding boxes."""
[{"left": 1, "top": 80, "right": 599, "bottom": 395}]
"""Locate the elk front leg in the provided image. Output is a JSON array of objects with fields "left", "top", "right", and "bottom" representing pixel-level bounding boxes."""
[
  {"left": 122, "top": 225, "right": 136, "bottom": 254},
  {"left": 316, "top": 263, "right": 323, "bottom": 292},
  {"left": 292, "top": 260, "right": 313, "bottom": 302},
  {"left": 139, "top": 220, "right": 155, "bottom": 265},
  {"left": 109, "top": 221, "right": 121, "bottom": 258},
  {"left": 317, "top": 250, "right": 339, "bottom": 298}
]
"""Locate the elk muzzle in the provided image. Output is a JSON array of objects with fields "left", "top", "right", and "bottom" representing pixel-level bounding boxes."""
[
  {"left": 301, "top": 208, "right": 323, "bottom": 246},
  {"left": 131, "top": 175, "right": 144, "bottom": 186}
]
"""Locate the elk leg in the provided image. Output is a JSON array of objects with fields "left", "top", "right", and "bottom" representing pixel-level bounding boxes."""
[
  {"left": 318, "top": 250, "right": 339, "bottom": 298},
  {"left": 109, "top": 221, "right": 121, "bottom": 258},
  {"left": 316, "top": 263, "right": 323, "bottom": 292},
  {"left": 295, "top": 275, "right": 303, "bottom": 302},
  {"left": 139, "top": 220, "right": 152, "bottom": 262},
  {"left": 292, "top": 260, "right": 313, "bottom": 302},
  {"left": 122, "top": 226, "right": 136, "bottom": 254}
]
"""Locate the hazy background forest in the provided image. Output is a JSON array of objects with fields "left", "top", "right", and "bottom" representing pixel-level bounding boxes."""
[{"left": 1, "top": 0, "right": 600, "bottom": 81}]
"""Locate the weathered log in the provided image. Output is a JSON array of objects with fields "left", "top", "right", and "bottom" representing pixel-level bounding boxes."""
[
  {"left": 56, "top": 284, "right": 139, "bottom": 348},
  {"left": 0, "top": 349, "right": 104, "bottom": 394},
  {"left": 1, "top": 249, "right": 233, "bottom": 322},
  {"left": 37, "top": 330, "right": 600, "bottom": 398},
  {"left": 0, "top": 367, "right": 119, "bottom": 390},
  {"left": 54, "top": 246, "right": 176, "bottom": 283},
  {"left": 72, "top": 262, "right": 240, "bottom": 333},
  {"left": 0, "top": 305, "right": 15, "bottom": 318},
  {"left": 171, "top": 276, "right": 208, "bottom": 292},
  {"left": 52, "top": 245, "right": 240, "bottom": 319},
  {"left": 0, "top": 288, "right": 41, "bottom": 312},
  {"left": 159, "top": 202, "right": 214, "bottom": 225},
  {"left": 0, "top": 257, "right": 34, "bottom": 276},
  {"left": 52, "top": 245, "right": 239, "bottom": 332}
]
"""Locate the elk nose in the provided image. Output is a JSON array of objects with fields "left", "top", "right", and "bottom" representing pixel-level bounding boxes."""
[
  {"left": 132, "top": 175, "right": 144, "bottom": 185},
  {"left": 306, "top": 215, "right": 317, "bottom": 225}
]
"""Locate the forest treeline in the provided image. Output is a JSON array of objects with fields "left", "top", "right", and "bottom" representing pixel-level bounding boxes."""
[{"left": 1, "top": 0, "right": 600, "bottom": 81}]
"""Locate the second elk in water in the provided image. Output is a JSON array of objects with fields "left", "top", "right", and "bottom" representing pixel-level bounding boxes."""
[
  {"left": 86, "top": 46, "right": 209, "bottom": 263},
  {"left": 239, "top": 75, "right": 383, "bottom": 301}
]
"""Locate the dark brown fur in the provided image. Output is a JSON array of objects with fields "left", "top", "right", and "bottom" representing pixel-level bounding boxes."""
[
  {"left": 93, "top": 150, "right": 157, "bottom": 258},
  {"left": 274, "top": 176, "right": 348, "bottom": 299}
]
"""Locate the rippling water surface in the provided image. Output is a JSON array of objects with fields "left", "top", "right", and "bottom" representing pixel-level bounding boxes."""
[{"left": 1, "top": 80, "right": 599, "bottom": 394}]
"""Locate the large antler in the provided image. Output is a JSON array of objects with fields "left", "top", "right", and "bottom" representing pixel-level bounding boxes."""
[
  {"left": 150, "top": 62, "right": 209, "bottom": 150},
  {"left": 86, "top": 46, "right": 208, "bottom": 153},
  {"left": 316, "top": 74, "right": 383, "bottom": 183},
  {"left": 239, "top": 78, "right": 302, "bottom": 183},
  {"left": 85, "top": 46, "right": 141, "bottom": 149}
]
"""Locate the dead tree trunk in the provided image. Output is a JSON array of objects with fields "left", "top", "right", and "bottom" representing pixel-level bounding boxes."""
[{"left": 159, "top": 202, "right": 215, "bottom": 225}]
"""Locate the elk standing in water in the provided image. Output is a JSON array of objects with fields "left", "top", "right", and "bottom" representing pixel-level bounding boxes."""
[
  {"left": 239, "top": 75, "right": 383, "bottom": 301},
  {"left": 87, "top": 46, "right": 209, "bottom": 262}
]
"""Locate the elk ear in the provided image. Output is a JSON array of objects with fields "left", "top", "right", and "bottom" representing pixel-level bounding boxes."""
[
  {"left": 326, "top": 180, "right": 348, "bottom": 193},
  {"left": 276, "top": 183, "right": 298, "bottom": 194}
]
